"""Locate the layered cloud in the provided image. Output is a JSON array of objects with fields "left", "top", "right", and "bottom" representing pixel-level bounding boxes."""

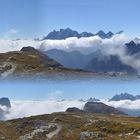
[
  {"left": 105, "top": 100, "right": 140, "bottom": 116},
  {"left": 5, "top": 100, "right": 85, "bottom": 120},
  {"left": 0, "top": 33, "right": 129, "bottom": 53},
  {"left": 39, "top": 33, "right": 129, "bottom": 54},
  {"left": 2, "top": 99, "right": 140, "bottom": 120},
  {"left": 1, "top": 33, "right": 140, "bottom": 72}
]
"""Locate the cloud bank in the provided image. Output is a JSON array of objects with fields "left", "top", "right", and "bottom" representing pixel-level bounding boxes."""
[
  {"left": 105, "top": 100, "right": 140, "bottom": 116},
  {"left": 2, "top": 99, "right": 140, "bottom": 120},
  {"left": 0, "top": 33, "right": 129, "bottom": 53},
  {"left": 5, "top": 100, "right": 85, "bottom": 120},
  {"left": 1, "top": 34, "right": 140, "bottom": 72},
  {"left": 39, "top": 33, "right": 129, "bottom": 54}
]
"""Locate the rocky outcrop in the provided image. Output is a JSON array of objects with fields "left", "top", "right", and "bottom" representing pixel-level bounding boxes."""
[
  {"left": 66, "top": 107, "right": 84, "bottom": 113},
  {"left": 80, "top": 131, "right": 103, "bottom": 140},
  {"left": 83, "top": 102, "right": 126, "bottom": 115},
  {"left": 65, "top": 102, "right": 126, "bottom": 115},
  {"left": 0, "top": 97, "right": 11, "bottom": 108}
]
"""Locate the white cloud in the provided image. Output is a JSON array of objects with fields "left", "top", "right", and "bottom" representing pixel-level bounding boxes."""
[
  {"left": 105, "top": 100, "right": 140, "bottom": 110},
  {"left": 2, "top": 29, "right": 19, "bottom": 39},
  {"left": 39, "top": 33, "right": 130, "bottom": 54},
  {"left": 105, "top": 100, "right": 140, "bottom": 116},
  {"left": 0, "top": 33, "right": 129, "bottom": 53},
  {"left": 0, "top": 39, "right": 41, "bottom": 52},
  {"left": 1, "top": 99, "right": 139, "bottom": 120},
  {"left": 5, "top": 100, "right": 86, "bottom": 120},
  {"left": 1, "top": 33, "right": 140, "bottom": 72}
]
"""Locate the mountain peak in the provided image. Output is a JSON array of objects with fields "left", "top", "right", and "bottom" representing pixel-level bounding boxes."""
[
  {"left": 125, "top": 40, "right": 140, "bottom": 55},
  {"left": 116, "top": 30, "right": 124, "bottom": 34},
  {"left": 127, "top": 40, "right": 136, "bottom": 46},
  {"left": 21, "top": 46, "right": 38, "bottom": 53},
  {"left": 96, "top": 30, "right": 106, "bottom": 35},
  {"left": 43, "top": 28, "right": 118, "bottom": 40},
  {"left": 83, "top": 102, "right": 126, "bottom": 115},
  {"left": 109, "top": 93, "right": 140, "bottom": 101},
  {"left": 95, "top": 30, "right": 114, "bottom": 39}
]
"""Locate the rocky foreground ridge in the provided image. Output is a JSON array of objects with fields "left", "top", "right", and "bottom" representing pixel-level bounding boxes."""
[
  {"left": 0, "top": 46, "right": 96, "bottom": 80},
  {"left": 0, "top": 112, "right": 139, "bottom": 140}
]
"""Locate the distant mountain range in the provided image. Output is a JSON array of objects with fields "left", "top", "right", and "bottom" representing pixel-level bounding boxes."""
[
  {"left": 46, "top": 49, "right": 99, "bottom": 69},
  {"left": 78, "top": 93, "right": 140, "bottom": 102},
  {"left": 43, "top": 28, "right": 123, "bottom": 40},
  {"left": 109, "top": 93, "right": 140, "bottom": 101},
  {"left": 126, "top": 40, "right": 140, "bottom": 55},
  {"left": 45, "top": 40, "right": 139, "bottom": 74}
]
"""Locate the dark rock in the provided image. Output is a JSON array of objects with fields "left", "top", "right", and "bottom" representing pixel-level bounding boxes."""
[
  {"left": 83, "top": 102, "right": 126, "bottom": 115},
  {"left": 0, "top": 97, "right": 11, "bottom": 108},
  {"left": 21, "top": 46, "right": 39, "bottom": 53},
  {"left": 44, "top": 28, "right": 81, "bottom": 40},
  {"left": 80, "top": 32, "right": 94, "bottom": 37},
  {"left": 21, "top": 46, "right": 62, "bottom": 67},
  {"left": 66, "top": 107, "right": 84, "bottom": 113},
  {"left": 43, "top": 28, "right": 115, "bottom": 40},
  {"left": 125, "top": 41, "right": 140, "bottom": 55},
  {"left": 95, "top": 30, "right": 113, "bottom": 39}
]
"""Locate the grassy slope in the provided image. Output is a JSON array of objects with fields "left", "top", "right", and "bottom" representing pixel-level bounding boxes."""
[{"left": 0, "top": 113, "right": 139, "bottom": 140}]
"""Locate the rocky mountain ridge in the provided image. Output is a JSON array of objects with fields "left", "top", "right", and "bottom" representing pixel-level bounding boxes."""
[{"left": 43, "top": 28, "right": 122, "bottom": 40}]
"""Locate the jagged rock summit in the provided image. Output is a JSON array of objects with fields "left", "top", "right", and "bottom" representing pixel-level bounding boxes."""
[
  {"left": 109, "top": 93, "right": 140, "bottom": 101},
  {"left": 43, "top": 28, "right": 121, "bottom": 40}
]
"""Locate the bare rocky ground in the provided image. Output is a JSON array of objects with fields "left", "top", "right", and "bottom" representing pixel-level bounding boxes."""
[{"left": 0, "top": 112, "right": 139, "bottom": 140}]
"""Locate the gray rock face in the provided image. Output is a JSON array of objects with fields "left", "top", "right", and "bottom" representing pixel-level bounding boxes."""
[
  {"left": 80, "top": 131, "right": 104, "bottom": 140},
  {"left": 83, "top": 102, "right": 126, "bottom": 115},
  {"left": 43, "top": 28, "right": 115, "bottom": 40},
  {"left": 46, "top": 49, "right": 137, "bottom": 74},
  {"left": 125, "top": 41, "right": 140, "bottom": 55},
  {"left": 86, "top": 55, "right": 136, "bottom": 74},
  {"left": 20, "top": 46, "right": 63, "bottom": 68},
  {"left": 65, "top": 102, "right": 126, "bottom": 115},
  {"left": 0, "top": 97, "right": 11, "bottom": 120}
]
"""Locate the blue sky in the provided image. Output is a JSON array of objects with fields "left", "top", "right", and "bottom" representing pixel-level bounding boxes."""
[
  {"left": 0, "top": 79, "right": 140, "bottom": 100},
  {"left": 0, "top": 0, "right": 45, "bottom": 39},
  {"left": 0, "top": 0, "right": 140, "bottom": 39}
]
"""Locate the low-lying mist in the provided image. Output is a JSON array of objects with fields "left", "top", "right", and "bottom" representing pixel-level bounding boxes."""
[
  {"left": 1, "top": 99, "right": 140, "bottom": 120},
  {"left": 1, "top": 33, "right": 140, "bottom": 73}
]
